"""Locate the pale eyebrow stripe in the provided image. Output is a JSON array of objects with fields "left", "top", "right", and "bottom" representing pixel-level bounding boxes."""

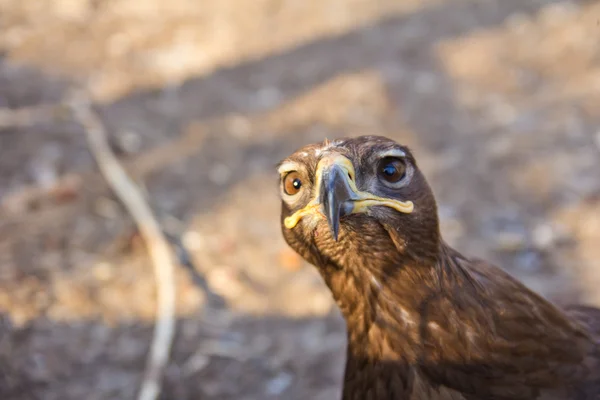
[
  {"left": 277, "top": 162, "right": 301, "bottom": 175},
  {"left": 378, "top": 148, "right": 406, "bottom": 158}
]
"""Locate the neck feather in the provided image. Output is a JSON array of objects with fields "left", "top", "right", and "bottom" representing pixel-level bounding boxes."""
[{"left": 318, "top": 241, "right": 591, "bottom": 399}]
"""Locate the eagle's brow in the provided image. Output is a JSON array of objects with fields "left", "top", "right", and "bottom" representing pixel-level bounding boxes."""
[
  {"left": 377, "top": 148, "right": 407, "bottom": 158},
  {"left": 277, "top": 161, "right": 301, "bottom": 174}
]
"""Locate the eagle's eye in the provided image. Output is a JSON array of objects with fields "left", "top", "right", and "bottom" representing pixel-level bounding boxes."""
[
  {"left": 378, "top": 157, "right": 406, "bottom": 184},
  {"left": 283, "top": 171, "right": 303, "bottom": 195}
]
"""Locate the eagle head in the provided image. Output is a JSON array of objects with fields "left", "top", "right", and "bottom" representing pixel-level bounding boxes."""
[{"left": 278, "top": 135, "right": 441, "bottom": 271}]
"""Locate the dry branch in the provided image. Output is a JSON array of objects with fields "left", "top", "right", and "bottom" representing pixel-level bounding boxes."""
[
  {"left": 1, "top": 114, "right": 209, "bottom": 219},
  {"left": 68, "top": 92, "right": 176, "bottom": 400}
]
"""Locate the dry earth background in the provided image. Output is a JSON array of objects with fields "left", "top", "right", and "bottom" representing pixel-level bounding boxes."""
[{"left": 1, "top": 0, "right": 600, "bottom": 399}]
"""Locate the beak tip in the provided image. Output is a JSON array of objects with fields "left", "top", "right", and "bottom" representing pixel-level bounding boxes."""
[
  {"left": 326, "top": 213, "right": 340, "bottom": 241},
  {"left": 320, "top": 163, "right": 352, "bottom": 243}
]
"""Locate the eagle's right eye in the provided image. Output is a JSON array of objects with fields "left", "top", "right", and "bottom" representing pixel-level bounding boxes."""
[{"left": 283, "top": 172, "right": 303, "bottom": 195}]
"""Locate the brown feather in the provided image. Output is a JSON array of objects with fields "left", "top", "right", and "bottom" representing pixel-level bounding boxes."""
[{"left": 278, "top": 136, "right": 600, "bottom": 400}]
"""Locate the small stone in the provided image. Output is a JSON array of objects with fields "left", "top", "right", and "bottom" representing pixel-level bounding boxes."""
[
  {"left": 265, "top": 372, "right": 293, "bottom": 395},
  {"left": 30, "top": 145, "right": 61, "bottom": 188},
  {"left": 532, "top": 223, "right": 555, "bottom": 249},
  {"left": 182, "top": 230, "right": 205, "bottom": 251},
  {"left": 32, "top": 164, "right": 58, "bottom": 188},
  {"left": 117, "top": 130, "right": 142, "bottom": 154}
]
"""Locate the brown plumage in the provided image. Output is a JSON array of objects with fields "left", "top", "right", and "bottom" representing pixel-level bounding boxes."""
[{"left": 277, "top": 136, "right": 600, "bottom": 400}]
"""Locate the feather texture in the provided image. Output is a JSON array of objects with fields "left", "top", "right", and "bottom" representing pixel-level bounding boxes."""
[{"left": 279, "top": 136, "right": 600, "bottom": 399}]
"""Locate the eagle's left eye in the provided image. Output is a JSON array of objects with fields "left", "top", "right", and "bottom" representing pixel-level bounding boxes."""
[
  {"left": 378, "top": 157, "right": 406, "bottom": 184},
  {"left": 283, "top": 171, "right": 303, "bottom": 195}
]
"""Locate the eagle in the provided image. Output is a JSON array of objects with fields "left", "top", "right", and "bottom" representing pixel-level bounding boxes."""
[{"left": 277, "top": 136, "right": 600, "bottom": 400}]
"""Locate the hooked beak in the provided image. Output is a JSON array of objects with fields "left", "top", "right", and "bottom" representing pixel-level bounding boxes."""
[
  {"left": 283, "top": 154, "right": 414, "bottom": 239},
  {"left": 320, "top": 163, "right": 356, "bottom": 241}
]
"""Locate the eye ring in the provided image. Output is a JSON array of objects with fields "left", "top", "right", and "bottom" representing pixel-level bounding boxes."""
[
  {"left": 283, "top": 171, "right": 303, "bottom": 196},
  {"left": 378, "top": 157, "right": 406, "bottom": 185}
]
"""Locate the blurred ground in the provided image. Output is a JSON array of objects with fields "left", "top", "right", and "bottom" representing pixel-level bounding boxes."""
[{"left": 0, "top": 0, "right": 600, "bottom": 399}]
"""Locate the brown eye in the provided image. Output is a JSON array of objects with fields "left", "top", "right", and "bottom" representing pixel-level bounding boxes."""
[
  {"left": 378, "top": 157, "right": 406, "bottom": 184},
  {"left": 283, "top": 171, "right": 303, "bottom": 195}
]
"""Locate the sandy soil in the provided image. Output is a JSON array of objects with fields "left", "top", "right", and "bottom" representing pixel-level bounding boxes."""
[{"left": 0, "top": 0, "right": 599, "bottom": 398}]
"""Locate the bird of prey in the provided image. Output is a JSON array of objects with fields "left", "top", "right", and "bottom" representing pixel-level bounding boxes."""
[{"left": 277, "top": 136, "right": 600, "bottom": 400}]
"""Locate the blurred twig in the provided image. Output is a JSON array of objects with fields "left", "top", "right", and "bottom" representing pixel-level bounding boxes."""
[
  {"left": 67, "top": 91, "right": 175, "bottom": 400},
  {"left": 1, "top": 109, "right": 208, "bottom": 219}
]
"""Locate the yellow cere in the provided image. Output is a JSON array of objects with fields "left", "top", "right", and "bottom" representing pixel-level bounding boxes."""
[{"left": 283, "top": 154, "right": 414, "bottom": 229}]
